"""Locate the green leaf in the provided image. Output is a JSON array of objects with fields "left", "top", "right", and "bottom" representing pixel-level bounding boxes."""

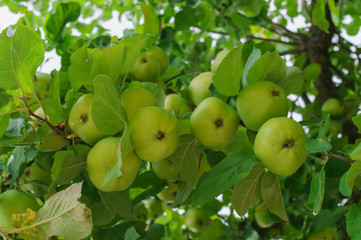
[
  {"left": 90, "top": 190, "right": 131, "bottom": 226},
  {"left": 242, "top": 47, "right": 261, "bottom": 87},
  {"left": 51, "top": 145, "right": 90, "bottom": 185},
  {"left": 139, "top": 223, "right": 164, "bottom": 240},
  {"left": 35, "top": 183, "right": 92, "bottom": 240},
  {"left": 94, "top": 222, "right": 132, "bottom": 240},
  {"left": 168, "top": 135, "right": 200, "bottom": 182},
  {"left": 92, "top": 74, "right": 126, "bottom": 135},
  {"left": 352, "top": 114, "right": 361, "bottom": 133},
  {"left": 0, "top": 130, "right": 37, "bottom": 146},
  {"left": 44, "top": 2, "right": 81, "bottom": 43},
  {"left": 39, "top": 70, "right": 64, "bottom": 124},
  {"left": 312, "top": 0, "right": 329, "bottom": 32},
  {"left": 213, "top": 44, "right": 243, "bottom": 96},
  {"left": 280, "top": 66, "right": 304, "bottom": 95},
  {"left": 173, "top": 181, "right": 194, "bottom": 206},
  {"left": 125, "top": 227, "right": 140, "bottom": 240},
  {"left": 91, "top": 43, "right": 127, "bottom": 86},
  {"left": 261, "top": 171, "right": 288, "bottom": 221},
  {"left": 0, "top": 93, "right": 16, "bottom": 138},
  {"left": 346, "top": 203, "right": 361, "bottom": 239},
  {"left": 305, "top": 170, "right": 325, "bottom": 214},
  {"left": 119, "top": 35, "right": 150, "bottom": 78},
  {"left": 231, "top": 165, "right": 264, "bottom": 216},
  {"left": 304, "top": 63, "right": 321, "bottom": 82},
  {"left": 339, "top": 161, "right": 361, "bottom": 196},
  {"left": 306, "top": 137, "right": 332, "bottom": 153},
  {"left": 0, "top": 25, "right": 44, "bottom": 91},
  {"left": 246, "top": 51, "right": 286, "bottom": 86},
  {"left": 192, "top": 151, "right": 258, "bottom": 205},
  {"left": 7, "top": 147, "right": 26, "bottom": 185},
  {"left": 67, "top": 45, "right": 93, "bottom": 91},
  {"left": 141, "top": 4, "right": 159, "bottom": 35},
  {"left": 142, "top": 82, "right": 166, "bottom": 108}
]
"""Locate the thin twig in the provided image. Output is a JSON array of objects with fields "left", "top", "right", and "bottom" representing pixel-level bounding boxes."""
[
  {"left": 279, "top": 49, "right": 303, "bottom": 56},
  {"left": 266, "top": 19, "right": 307, "bottom": 41},
  {"left": 164, "top": 71, "right": 203, "bottom": 84},
  {"left": 246, "top": 35, "right": 299, "bottom": 46},
  {"left": 327, "top": 152, "right": 355, "bottom": 164},
  {"left": 302, "top": 0, "right": 312, "bottom": 20},
  {"left": 329, "top": 64, "right": 354, "bottom": 89}
]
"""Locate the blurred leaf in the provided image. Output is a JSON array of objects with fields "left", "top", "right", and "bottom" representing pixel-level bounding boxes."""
[
  {"left": 45, "top": 2, "right": 81, "bottom": 44},
  {"left": 142, "top": 82, "right": 166, "bottom": 108},
  {"left": 305, "top": 170, "right": 325, "bottom": 213},
  {"left": 141, "top": 4, "right": 159, "bottom": 35},
  {"left": 7, "top": 147, "right": 26, "bottom": 185},
  {"left": 213, "top": 44, "right": 243, "bottom": 96},
  {"left": 339, "top": 161, "right": 361, "bottom": 196},
  {"left": 303, "top": 63, "right": 321, "bottom": 81},
  {"left": 281, "top": 66, "right": 304, "bottom": 95},
  {"left": 34, "top": 183, "right": 92, "bottom": 240},
  {"left": 352, "top": 114, "right": 361, "bottom": 133},
  {"left": 312, "top": 0, "right": 329, "bottom": 32},
  {"left": 306, "top": 137, "right": 332, "bottom": 153},
  {"left": 261, "top": 171, "right": 288, "bottom": 221},
  {"left": 0, "top": 93, "right": 16, "bottom": 138},
  {"left": 125, "top": 227, "right": 140, "bottom": 240},
  {"left": 94, "top": 222, "right": 132, "bottom": 240},
  {"left": 139, "top": 223, "right": 164, "bottom": 240},
  {"left": 168, "top": 135, "right": 200, "bottom": 181},
  {"left": 192, "top": 151, "right": 258, "bottom": 205},
  {"left": 346, "top": 203, "right": 361, "bottom": 239},
  {"left": 242, "top": 47, "right": 261, "bottom": 87},
  {"left": 92, "top": 74, "right": 126, "bottom": 135},
  {"left": 231, "top": 164, "right": 264, "bottom": 216},
  {"left": 91, "top": 43, "right": 127, "bottom": 86},
  {"left": 246, "top": 51, "right": 286, "bottom": 86},
  {"left": 0, "top": 25, "right": 44, "bottom": 91},
  {"left": 51, "top": 145, "right": 90, "bottom": 185},
  {"left": 90, "top": 190, "right": 131, "bottom": 226},
  {"left": 173, "top": 181, "right": 193, "bottom": 206},
  {"left": 67, "top": 45, "right": 93, "bottom": 91}
]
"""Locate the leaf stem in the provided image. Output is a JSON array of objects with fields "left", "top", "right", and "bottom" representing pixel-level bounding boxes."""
[{"left": 164, "top": 71, "right": 203, "bottom": 84}]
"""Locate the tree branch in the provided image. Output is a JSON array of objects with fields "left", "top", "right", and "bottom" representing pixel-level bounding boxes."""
[
  {"left": 279, "top": 49, "right": 303, "bottom": 56},
  {"left": 164, "top": 71, "right": 203, "bottom": 84},
  {"left": 266, "top": 19, "right": 307, "bottom": 41},
  {"left": 246, "top": 35, "right": 299, "bottom": 46},
  {"left": 327, "top": 152, "right": 355, "bottom": 164}
]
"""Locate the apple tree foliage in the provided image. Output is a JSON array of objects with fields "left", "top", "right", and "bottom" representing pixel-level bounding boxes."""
[{"left": 0, "top": 0, "right": 360, "bottom": 239}]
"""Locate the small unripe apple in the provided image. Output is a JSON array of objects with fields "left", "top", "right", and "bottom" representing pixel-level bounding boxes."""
[
  {"left": 68, "top": 94, "right": 108, "bottom": 145},
  {"left": 152, "top": 158, "right": 179, "bottom": 181},
  {"left": 307, "top": 227, "right": 338, "bottom": 240},
  {"left": 130, "top": 51, "right": 160, "bottom": 82},
  {"left": 157, "top": 182, "right": 178, "bottom": 202},
  {"left": 254, "top": 203, "right": 274, "bottom": 228},
  {"left": 211, "top": 49, "right": 230, "bottom": 72},
  {"left": 188, "top": 72, "right": 214, "bottom": 106},
  {"left": 184, "top": 208, "right": 208, "bottom": 232},
  {"left": 0, "top": 190, "right": 40, "bottom": 228},
  {"left": 87, "top": 137, "right": 141, "bottom": 192},
  {"left": 120, "top": 87, "right": 157, "bottom": 120},
  {"left": 148, "top": 46, "right": 169, "bottom": 76},
  {"left": 190, "top": 97, "right": 239, "bottom": 148},
  {"left": 321, "top": 98, "right": 344, "bottom": 118},
  {"left": 164, "top": 94, "right": 192, "bottom": 119},
  {"left": 145, "top": 198, "right": 163, "bottom": 219}
]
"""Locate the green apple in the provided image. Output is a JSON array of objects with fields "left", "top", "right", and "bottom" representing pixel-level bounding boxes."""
[
  {"left": 164, "top": 94, "right": 192, "bottom": 119},
  {"left": 29, "top": 107, "right": 47, "bottom": 130},
  {"left": 236, "top": 81, "right": 288, "bottom": 131},
  {"left": 120, "top": 87, "right": 157, "bottom": 120},
  {"left": 254, "top": 203, "right": 274, "bottom": 228},
  {"left": 321, "top": 98, "right": 344, "bottom": 118},
  {"left": 254, "top": 117, "right": 307, "bottom": 176},
  {"left": 188, "top": 72, "right": 214, "bottom": 106},
  {"left": 152, "top": 158, "right": 179, "bottom": 181},
  {"left": 157, "top": 181, "right": 178, "bottom": 202},
  {"left": 0, "top": 190, "right": 40, "bottom": 228},
  {"left": 23, "top": 163, "right": 52, "bottom": 185},
  {"left": 148, "top": 46, "right": 169, "bottom": 76},
  {"left": 36, "top": 130, "right": 68, "bottom": 152},
  {"left": 87, "top": 137, "right": 141, "bottom": 192},
  {"left": 68, "top": 94, "right": 108, "bottom": 145},
  {"left": 307, "top": 227, "right": 338, "bottom": 240},
  {"left": 132, "top": 204, "right": 148, "bottom": 222},
  {"left": 328, "top": 120, "right": 342, "bottom": 138},
  {"left": 184, "top": 208, "right": 208, "bottom": 232},
  {"left": 130, "top": 51, "right": 160, "bottom": 82},
  {"left": 211, "top": 49, "right": 230, "bottom": 72},
  {"left": 35, "top": 72, "right": 51, "bottom": 99},
  {"left": 129, "top": 106, "right": 179, "bottom": 162},
  {"left": 190, "top": 97, "right": 239, "bottom": 148},
  {"left": 145, "top": 198, "right": 163, "bottom": 219}
]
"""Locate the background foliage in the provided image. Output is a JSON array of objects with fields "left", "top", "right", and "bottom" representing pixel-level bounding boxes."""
[{"left": 0, "top": 0, "right": 361, "bottom": 239}]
